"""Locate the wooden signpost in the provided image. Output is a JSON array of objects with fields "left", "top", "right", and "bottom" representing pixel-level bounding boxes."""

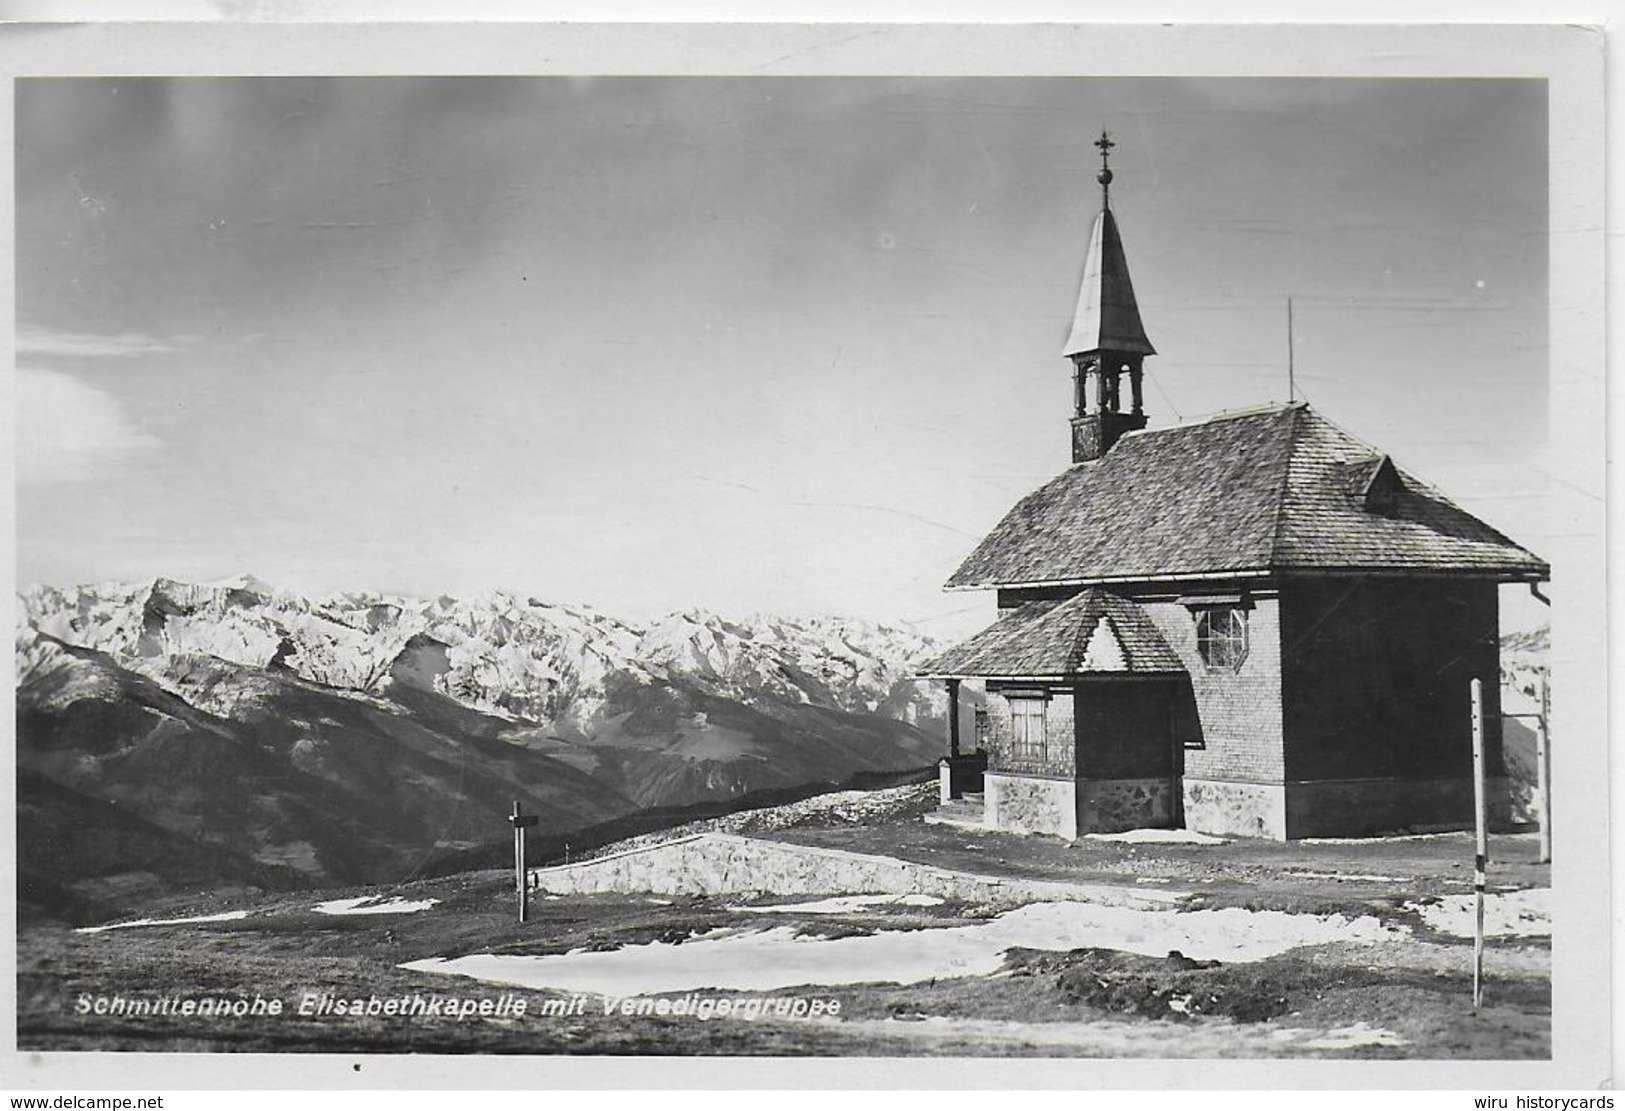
[
  {"left": 1467, "top": 671, "right": 1553, "bottom": 1012},
  {"left": 509, "top": 800, "right": 539, "bottom": 923},
  {"left": 1470, "top": 678, "right": 1487, "bottom": 1012}
]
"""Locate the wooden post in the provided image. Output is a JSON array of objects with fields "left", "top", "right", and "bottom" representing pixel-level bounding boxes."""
[
  {"left": 514, "top": 822, "right": 524, "bottom": 901},
  {"left": 946, "top": 678, "right": 962, "bottom": 760},
  {"left": 1537, "top": 671, "right": 1552, "bottom": 865},
  {"left": 1470, "top": 678, "right": 1487, "bottom": 1012},
  {"left": 509, "top": 801, "right": 539, "bottom": 924}
]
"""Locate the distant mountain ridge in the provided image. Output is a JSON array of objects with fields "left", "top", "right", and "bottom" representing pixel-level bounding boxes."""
[
  {"left": 1498, "top": 623, "right": 1550, "bottom": 826},
  {"left": 15, "top": 576, "right": 949, "bottom": 922},
  {"left": 1498, "top": 623, "right": 1549, "bottom": 709},
  {"left": 18, "top": 575, "right": 942, "bottom": 729}
]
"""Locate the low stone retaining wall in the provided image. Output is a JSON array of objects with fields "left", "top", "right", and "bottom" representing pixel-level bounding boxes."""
[{"left": 529, "top": 832, "right": 1176, "bottom": 909}]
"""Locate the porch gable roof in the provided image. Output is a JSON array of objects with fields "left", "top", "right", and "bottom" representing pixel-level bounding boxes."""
[{"left": 918, "top": 588, "right": 1186, "bottom": 680}]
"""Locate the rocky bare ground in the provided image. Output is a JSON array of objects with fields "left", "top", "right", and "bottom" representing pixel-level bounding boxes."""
[{"left": 18, "top": 783, "right": 1550, "bottom": 1059}]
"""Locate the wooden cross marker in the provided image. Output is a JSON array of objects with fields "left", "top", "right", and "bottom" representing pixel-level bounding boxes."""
[{"left": 509, "top": 800, "right": 539, "bottom": 923}]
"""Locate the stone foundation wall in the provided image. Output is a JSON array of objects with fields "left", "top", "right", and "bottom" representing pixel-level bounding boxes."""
[
  {"left": 1182, "top": 777, "right": 1287, "bottom": 839},
  {"left": 984, "top": 772, "right": 1077, "bottom": 839},
  {"left": 1285, "top": 777, "right": 1513, "bottom": 838},
  {"left": 1077, "top": 778, "right": 1175, "bottom": 834},
  {"left": 1179, "top": 775, "right": 1513, "bottom": 839}
]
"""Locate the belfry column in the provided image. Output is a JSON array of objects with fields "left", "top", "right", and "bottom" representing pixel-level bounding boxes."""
[{"left": 1062, "top": 130, "right": 1157, "bottom": 463}]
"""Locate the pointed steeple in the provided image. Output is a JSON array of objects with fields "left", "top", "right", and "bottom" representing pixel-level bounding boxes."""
[
  {"left": 1061, "top": 208, "right": 1156, "bottom": 359},
  {"left": 1065, "top": 131, "right": 1155, "bottom": 464}
]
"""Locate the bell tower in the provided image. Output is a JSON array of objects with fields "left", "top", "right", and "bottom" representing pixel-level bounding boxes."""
[{"left": 1063, "top": 132, "right": 1156, "bottom": 463}]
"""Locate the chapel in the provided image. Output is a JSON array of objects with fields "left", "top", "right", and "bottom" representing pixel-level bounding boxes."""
[{"left": 919, "top": 135, "right": 1548, "bottom": 839}]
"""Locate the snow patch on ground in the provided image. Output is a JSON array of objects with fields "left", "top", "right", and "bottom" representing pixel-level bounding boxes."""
[
  {"left": 76, "top": 911, "right": 250, "bottom": 934},
  {"left": 313, "top": 896, "right": 440, "bottom": 916},
  {"left": 1288, "top": 871, "right": 1408, "bottom": 883},
  {"left": 1084, "top": 829, "right": 1228, "bottom": 845},
  {"left": 1302, "top": 1022, "right": 1410, "bottom": 1050},
  {"left": 1404, "top": 888, "right": 1549, "bottom": 938},
  {"left": 1298, "top": 832, "right": 1459, "bottom": 845},
  {"left": 402, "top": 899, "right": 1402, "bottom": 996},
  {"left": 733, "top": 893, "right": 944, "bottom": 914}
]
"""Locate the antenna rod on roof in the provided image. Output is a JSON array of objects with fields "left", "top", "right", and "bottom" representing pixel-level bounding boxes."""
[{"left": 1287, "top": 296, "right": 1296, "bottom": 402}]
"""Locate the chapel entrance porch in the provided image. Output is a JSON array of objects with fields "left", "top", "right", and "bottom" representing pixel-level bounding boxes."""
[
  {"left": 929, "top": 672, "right": 1191, "bottom": 839},
  {"left": 918, "top": 589, "right": 1191, "bottom": 840}
]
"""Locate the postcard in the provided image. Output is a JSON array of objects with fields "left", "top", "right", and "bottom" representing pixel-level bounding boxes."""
[{"left": 2, "top": 18, "right": 1607, "bottom": 1091}]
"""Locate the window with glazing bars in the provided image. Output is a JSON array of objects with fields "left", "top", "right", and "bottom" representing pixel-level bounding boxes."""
[
  {"left": 1195, "top": 607, "right": 1249, "bottom": 671},
  {"left": 1009, "top": 696, "right": 1047, "bottom": 763}
]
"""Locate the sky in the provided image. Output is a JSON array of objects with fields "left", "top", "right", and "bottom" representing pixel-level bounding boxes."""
[{"left": 15, "top": 76, "right": 1549, "bottom": 636}]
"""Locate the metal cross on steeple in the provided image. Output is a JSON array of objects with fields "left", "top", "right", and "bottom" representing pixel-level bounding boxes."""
[{"left": 1094, "top": 130, "right": 1116, "bottom": 209}]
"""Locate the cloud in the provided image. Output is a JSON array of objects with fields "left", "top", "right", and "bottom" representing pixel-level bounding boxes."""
[
  {"left": 16, "top": 368, "right": 160, "bottom": 484},
  {"left": 17, "top": 325, "right": 184, "bottom": 361}
]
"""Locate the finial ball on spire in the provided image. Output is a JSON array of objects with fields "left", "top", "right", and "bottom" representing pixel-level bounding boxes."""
[{"left": 1093, "top": 130, "right": 1117, "bottom": 201}]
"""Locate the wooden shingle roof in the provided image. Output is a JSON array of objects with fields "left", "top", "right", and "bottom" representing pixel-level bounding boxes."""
[
  {"left": 946, "top": 403, "right": 1548, "bottom": 590},
  {"left": 919, "top": 589, "right": 1185, "bottom": 680}
]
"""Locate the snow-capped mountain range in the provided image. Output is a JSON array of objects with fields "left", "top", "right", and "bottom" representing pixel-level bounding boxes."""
[
  {"left": 16, "top": 575, "right": 954, "bottom": 922},
  {"left": 17, "top": 574, "right": 945, "bottom": 730}
]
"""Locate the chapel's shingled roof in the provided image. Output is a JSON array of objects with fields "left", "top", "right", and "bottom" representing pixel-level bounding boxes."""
[
  {"left": 919, "top": 588, "right": 1185, "bottom": 679},
  {"left": 945, "top": 403, "right": 1548, "bottom": 590}
]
